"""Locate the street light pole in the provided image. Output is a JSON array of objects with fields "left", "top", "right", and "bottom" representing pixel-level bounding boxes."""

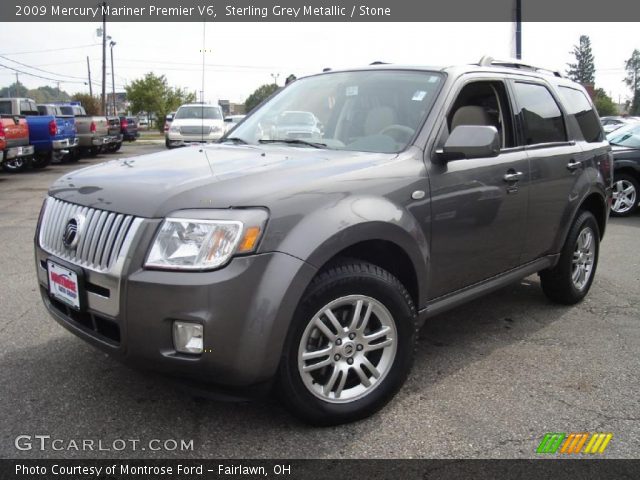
[
  {"left": 101, "top": 1, "right": 107, "bottom": 115},
  {"left": 110, "top": 40, "right": 116, "bottom": 116}
]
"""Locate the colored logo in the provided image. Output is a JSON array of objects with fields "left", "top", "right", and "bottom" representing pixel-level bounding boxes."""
[{"left": 536, "top": 432, "right": 613, "bottom": 454}]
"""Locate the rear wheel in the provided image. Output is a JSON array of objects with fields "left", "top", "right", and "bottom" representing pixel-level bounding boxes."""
[
  {"left": 611, "top": 173, "right": 639, "bottom": 216},
  {"left": 31, "top": 152, "right": 51, "bottom": 169},
  {"left": 540, "top": 211, "right": 599, "bottom": 305},
  {"left": 278, "top": 260, "right": 417, "bottom": 425},
  {"left": 2, "top": 157, "right": 29, "bottom": 173}
]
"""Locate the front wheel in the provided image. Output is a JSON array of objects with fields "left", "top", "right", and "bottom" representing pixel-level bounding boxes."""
[
  {"left": 611, "top": 173, "right": 639, "bottom": 217},
  {"left": 540, "top": 211, "right": 600, "bottom": 305},
  {"left": 278, "top": 260, "right": 417, "bottom": 425}
]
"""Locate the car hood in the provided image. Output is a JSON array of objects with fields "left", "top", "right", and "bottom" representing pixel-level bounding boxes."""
[{"left": 49, "top": 143, "right": 397, "bottom": 218}]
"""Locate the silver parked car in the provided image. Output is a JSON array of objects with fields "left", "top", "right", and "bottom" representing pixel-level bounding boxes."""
[{"left": 166, "top": 104, "right": 225, "bottom": 148}]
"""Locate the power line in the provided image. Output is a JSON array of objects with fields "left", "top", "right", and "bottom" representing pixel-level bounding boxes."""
[
  {"left": 0, "top": 43, "right": 102, "bottom": 56},
  {"left": 0, "top": 62, "right": 86, "bottom": 84},
  {"left": 0, "top": 55, "right": 88, "bottom": 81}
]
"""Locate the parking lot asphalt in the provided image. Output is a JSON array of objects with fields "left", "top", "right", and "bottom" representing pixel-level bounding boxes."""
[{"left": 1, "top": 142, "right": 638, "bottom": 459}]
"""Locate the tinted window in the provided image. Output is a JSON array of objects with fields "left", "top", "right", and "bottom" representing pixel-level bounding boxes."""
[
  {"left": 0, "top": 101, "right": 11, "bottom": 115},
  {"left": 514, "top": 82, "right": 566, "bottom": 145},
  {"left": 59, "top": 106, "right": 73, "bottom": 115},
  {"left": 20, "top": 100, "right": 38, "bottom": 115},
  {"left": 558, "top": 87, "right": 603, "bottom": 143},
  {"left": 175, "top": 106, "right": 222, "bottom": 120}
]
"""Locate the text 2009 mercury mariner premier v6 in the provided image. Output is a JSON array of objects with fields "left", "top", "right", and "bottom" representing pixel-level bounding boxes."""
[{"left": 35, "top": 58, "right": 612, "bottom": 425}]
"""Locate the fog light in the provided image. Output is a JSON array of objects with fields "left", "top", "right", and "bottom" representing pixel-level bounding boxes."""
[{"left": 173, "top": 321, "right": 203, "bottom": 354}]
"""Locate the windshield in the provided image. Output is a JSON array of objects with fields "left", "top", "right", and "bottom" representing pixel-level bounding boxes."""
[
  {"left": 607, "top": 122, "right": 640, "bottom": 148},
  {"left": 175, "top": 106, "right": 222, "bottom": 120},
  {"left": 228, "top": 70, "right": 444, "bottom": 153}
]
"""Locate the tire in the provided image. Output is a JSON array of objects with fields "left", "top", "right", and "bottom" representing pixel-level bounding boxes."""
[
  {"left": 113, "top": 142, "right": 122, "bottom": 152},
  {"left": 2, "top": 156, "right": 29, "bottom": 173},
  {"left": 277, "top": 260, "right": 417, "bottom": 425},
  {"left": 31, "top": 152, "right": 51, "bottom": 169},
  {"left": 540, "top": 211, "right": 600, "bottom": 305},
  {"left": 611, "top": 173, "right": 639, "bottom": 217},
  {"left": 88, "top": 147, "right": 100, "bottom": 157},
  {"left": 165, "top": 138, "right": 174, "bottom": 149}
]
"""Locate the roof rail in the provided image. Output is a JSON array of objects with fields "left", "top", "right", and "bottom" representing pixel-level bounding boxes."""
[{"left": 478, "top": 55, "right": 563, "bottom": 78}]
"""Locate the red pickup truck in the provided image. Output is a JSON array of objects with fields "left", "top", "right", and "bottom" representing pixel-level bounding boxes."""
[{"left": 0, "top": 114, "right": 34, "bottom": 172}]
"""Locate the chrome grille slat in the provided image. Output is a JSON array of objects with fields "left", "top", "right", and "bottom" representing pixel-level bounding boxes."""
[
  {"left": 93, "top": 212, "right": 115, "bottom": 266},
  {"left": 38, "top": 197, "right": 139, "bottom": 273}
]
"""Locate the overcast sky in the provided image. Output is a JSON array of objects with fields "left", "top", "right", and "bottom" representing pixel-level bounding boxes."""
[{"left": 0, "top": 22, "right": 637, "bottom": 105}]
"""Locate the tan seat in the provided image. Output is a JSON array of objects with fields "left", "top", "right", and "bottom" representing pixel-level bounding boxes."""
[{"left": 450, "top": 105, "right": 492, "bottom": 130}]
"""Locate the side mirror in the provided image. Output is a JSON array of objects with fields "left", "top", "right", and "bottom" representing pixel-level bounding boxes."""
[{"left": 440, "top": 125, "right": 500, "bottom": 161}]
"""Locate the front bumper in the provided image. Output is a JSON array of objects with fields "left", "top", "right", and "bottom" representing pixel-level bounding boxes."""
[
  {"left": 52, "top": 137, "right": 79, "bottom": 150},
  {"left": 35, "top": 234, "right": 316, "bottom": 387},
  {"left": 4, "top": 144, "right": 34, "bottom": 160},
  {"left": 167, "top": 132, "right": 223, "bottom": 145}
]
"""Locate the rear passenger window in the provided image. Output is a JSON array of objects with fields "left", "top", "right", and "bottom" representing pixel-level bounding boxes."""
[
  {"left": 513, "top": 82, "right": 567, "bottom": 145},
  {"left": 558, "top": 87, "right": 603, "bottom": 143},
  {"left": 0, "top": 101, "right": 11, "bottom": 115}
]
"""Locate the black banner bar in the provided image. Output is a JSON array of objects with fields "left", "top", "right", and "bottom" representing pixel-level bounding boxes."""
[
  {"left": 4, "top": 0, "right": 640, "bottom": 22},
  {"left": 2, "top": 459, "right": 640, "bottom": 480}
]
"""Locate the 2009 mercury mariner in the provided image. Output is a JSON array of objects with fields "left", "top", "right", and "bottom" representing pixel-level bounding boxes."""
[{"left": 35, "top": 58, "right": 612, "bottom": 425}]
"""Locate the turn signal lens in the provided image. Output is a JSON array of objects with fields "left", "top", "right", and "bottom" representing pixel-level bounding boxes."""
[{"left": 238, "top": 226, "right": 262, "bottom": 253}]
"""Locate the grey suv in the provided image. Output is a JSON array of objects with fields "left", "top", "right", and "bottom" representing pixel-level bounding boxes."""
[{"left": 35, "top": 58, "right": 612, "bottom": 425}]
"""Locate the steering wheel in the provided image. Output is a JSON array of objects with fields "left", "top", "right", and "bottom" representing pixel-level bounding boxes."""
[{"left": 379, "top": 124, "right": 415, "bottom": 143}]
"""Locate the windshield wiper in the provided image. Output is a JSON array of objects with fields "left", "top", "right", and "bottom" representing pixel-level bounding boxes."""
[
  {"left": 259, "top": 138, "right": 327, "bottom": 149},
  {"left": 222, "top": 137, "right": 248, "bottom": 144}
]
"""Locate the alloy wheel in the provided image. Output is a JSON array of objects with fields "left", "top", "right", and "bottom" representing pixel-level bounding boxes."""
[
  {"left": 612, "top": 179, "right": 637, "bottom": 214},
  {"left": 571, "top": 226, "right": 596, "bottom": 291},
  {"left": 297, "top": 295, "right": 397, "bottom": 404}
]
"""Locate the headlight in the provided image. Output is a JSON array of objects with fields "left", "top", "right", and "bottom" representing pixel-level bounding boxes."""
[
  {"left": 209, "top": 125, "right": 221, "bottom": 133},
  {"left": 145, "top": 217, "right": 263, "bottom": 270},
  {"left": 169, "top": 125, "right": 180, "bottom": 132}
]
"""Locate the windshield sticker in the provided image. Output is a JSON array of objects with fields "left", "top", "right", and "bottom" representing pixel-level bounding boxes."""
[
  {"left": 345, "top": 86, "right": 359, "bottom": 96},
  {"left": 412, "top": 90, "right": 427, "bottom": 101}
]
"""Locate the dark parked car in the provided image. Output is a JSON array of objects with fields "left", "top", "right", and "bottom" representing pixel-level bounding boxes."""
[
  {"left": 35, "top": 58, "right": 611, "bottom": 425},
  {"left": 119, "top": 116, "right": 139, "bottom": 141},
  {"left": 607, "top": 122, "right": 640, "bottom": 216}
]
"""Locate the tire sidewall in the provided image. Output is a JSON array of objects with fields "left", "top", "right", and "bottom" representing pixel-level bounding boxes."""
[{"left": 279, "top": 266, "right": 415, "bottom": 425}]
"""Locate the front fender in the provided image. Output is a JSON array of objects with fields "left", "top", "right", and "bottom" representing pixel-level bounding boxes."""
[{"left": 262, "top": 194, "right": 430, "bottom": 306}]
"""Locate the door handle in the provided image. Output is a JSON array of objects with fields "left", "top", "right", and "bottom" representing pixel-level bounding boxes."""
[
  {"left": 566, "top": 160, "right": 582, "bottom": 171},
  {"left": 503, "top": 171, "right": 524, "bottom": 182}
]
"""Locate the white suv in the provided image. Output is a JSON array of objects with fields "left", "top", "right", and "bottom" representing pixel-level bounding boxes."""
[{"left": 166, "top": 104, "right": 225, "bottom": 148}]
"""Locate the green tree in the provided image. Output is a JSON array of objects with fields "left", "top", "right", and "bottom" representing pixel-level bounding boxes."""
[
  {"left": 624, "top": 49, "right": 640, "bottom": 115},
  {"left": 244, "top": 83, "right": 278, "bottom": 113},
  {"left": 125, "top": 73, "right": 195, "bottom": 132},
  {"left": 567, "top": 35, "right": 596, "bottom": 85},
  {"left": 593, "top": 88, "right": 617, "bottom": 116},
  {"left": 0, "top": 82, "right": 29, "bottom": 97},
  {"left": 71, "top": 93, "right": 101, "bottom": 115}
]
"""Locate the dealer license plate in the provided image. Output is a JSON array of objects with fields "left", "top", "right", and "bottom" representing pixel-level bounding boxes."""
[{"left": 47, "top": 260, "right": 80, "bottom": 310}]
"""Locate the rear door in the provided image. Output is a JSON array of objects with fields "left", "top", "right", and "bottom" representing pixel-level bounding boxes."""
[
  {"left": 509, "top": 80, "right": 585, "bottom": 262},
  {"left": 427, "top": 76, "right": 530, "bottom": 298}
]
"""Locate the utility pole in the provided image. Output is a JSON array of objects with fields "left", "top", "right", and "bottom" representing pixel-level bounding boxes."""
[
  {"left": 86, "top": 56, "right": 93, "bottom": 96},
  {"left": 15, "top": 73, "right": 19, "bottom": 95},
  {"left": 110, "top": 40, "right": 116, "bottom": 115},
  {"left": 101, "top": 1, "right": 107, "bottom": 115},
  {"left": 515, "top": 0, "right": 522, "bottom": 59}
]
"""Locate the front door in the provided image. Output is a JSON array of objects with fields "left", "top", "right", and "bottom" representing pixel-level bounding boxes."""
[{"left": 427, "top": 78, "right": 530, "bottom": 299}]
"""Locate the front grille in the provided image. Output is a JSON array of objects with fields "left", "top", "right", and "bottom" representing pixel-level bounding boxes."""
[
  {"left": 39, "top": 197, "right": 137, "bottom": 272},
  {"left": 180, "top": 125, "right": 208, "bottom": 135}
]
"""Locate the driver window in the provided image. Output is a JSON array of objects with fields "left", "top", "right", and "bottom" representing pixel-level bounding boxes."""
[{"left": 446, "top": 81, "right": 516, "bottom": 149}]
